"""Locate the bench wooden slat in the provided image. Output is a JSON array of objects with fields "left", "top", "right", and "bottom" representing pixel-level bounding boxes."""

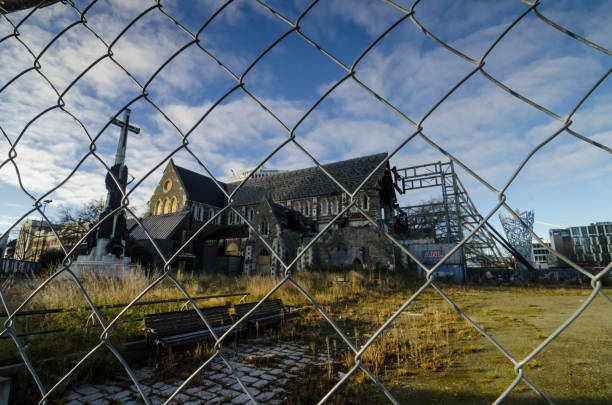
[
  {"left": 246, "top": 310, "right": 300, "bottom": 327},
  {"left": 145, "top": 307, "right": 231, "bottom": 330},
  {"left": 144, "top": 299, "right": 299, "bottom": 347},
  {"left": 233, "top": 299, "right": 299, "bottom": 329},
  {"left": 144, "top": 305, "right": 234, "bottom": 347},
  {"left": 233, "top": 299, "right": 285, "bottom": 319},
  {"left": 158, "top": 323, "right": 246, "bottom": 346}
]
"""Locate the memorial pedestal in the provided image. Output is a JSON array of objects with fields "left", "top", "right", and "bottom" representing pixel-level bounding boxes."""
[
  {"left": 0, "top": 376, "right": 10, "bottom": 405},
  {"left": 67, "top": 238, "right": 136, "bottom": 278}
]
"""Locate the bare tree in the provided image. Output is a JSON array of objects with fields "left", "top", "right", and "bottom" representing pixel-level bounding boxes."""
[
  {"left": 57, "top": 197, "right": 105, "bottom": 225},
  {"left": 55, "top": 197, "right": 105, "bottom": 252}
]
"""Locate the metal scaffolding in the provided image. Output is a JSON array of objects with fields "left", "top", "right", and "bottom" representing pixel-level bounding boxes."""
[{"left": 392, "top": 161, "right": 508, "bottom": 269}]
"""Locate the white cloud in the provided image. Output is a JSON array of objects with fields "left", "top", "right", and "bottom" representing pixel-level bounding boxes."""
[
  {"left": 326, "top": 0, "right": 401, "bottom": 37},
  {"left": 0, "top": 0, "right": 610, "bottom": 235}
]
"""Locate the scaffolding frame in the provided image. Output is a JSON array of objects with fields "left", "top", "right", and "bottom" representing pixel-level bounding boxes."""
[{"left": 392, "top": 161, "right": 509, "bottom": 269}]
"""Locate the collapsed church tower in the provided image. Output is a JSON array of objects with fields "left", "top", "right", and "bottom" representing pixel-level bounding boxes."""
[{"left": 132, "top": 153, "right": 398, "bottom": 275}]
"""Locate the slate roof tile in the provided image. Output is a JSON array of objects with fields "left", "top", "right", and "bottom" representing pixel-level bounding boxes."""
[
  {"left": 173, "top": 164, "right": 227, "bottom": 207},
  {"left": 226, "top": 152, "right": 388, "bottom": 206},
  {"left": 129, "top": 212, "right": 189, "bottom": 240}
]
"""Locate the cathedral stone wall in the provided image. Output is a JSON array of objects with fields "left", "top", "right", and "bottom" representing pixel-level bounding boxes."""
[
  {"left": 139, "top": 153, "right": 399, "bottom": 276},
  {"left": 306, "top": 224, "right": 397, "bottom": 270},
  {"left": 242, "top": 199, "right": 314, "bottom": 276},
  {"left": 147, "top": 164, "right": 187, "bottom": 216}
]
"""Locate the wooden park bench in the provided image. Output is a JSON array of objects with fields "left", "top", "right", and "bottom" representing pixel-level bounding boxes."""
[
  {"left": 144, "top": 305, "right": 244, "bottom": 347},
  {"left": 232, "top": 298, "right": 300, "bottom": 331}
]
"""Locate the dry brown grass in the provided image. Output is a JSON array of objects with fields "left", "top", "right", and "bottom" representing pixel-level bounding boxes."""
[
  {"left": 240, "top": 270, "right": 369, "bottom": 306},
  {"left": 359, "top": 306, "right": 457, "bottom": 375},
  {"left": 2, "top": 268, "right": 202, "bottom": 310},
  {"left": 2, "top": 269, "right": 611, "bottom": 405},
  {"left": 1, "top": 267, "right": 397, "bottom": 313}
]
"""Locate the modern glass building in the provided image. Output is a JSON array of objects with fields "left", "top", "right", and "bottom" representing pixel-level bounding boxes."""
[
  {"left": 550, "top": 222, "right": 612, "bottom": 265},
  {"left": 531, "top": 239, "right": 552, "bottom": 269}
]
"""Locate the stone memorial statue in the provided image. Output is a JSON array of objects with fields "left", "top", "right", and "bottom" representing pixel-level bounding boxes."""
[{"left": 75, "top": 109, "right": 139, "bottom": 274}]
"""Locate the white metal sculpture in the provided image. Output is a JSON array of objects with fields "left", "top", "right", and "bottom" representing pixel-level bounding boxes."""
[{"left": 499, "top": 209, "right": 535, "bottom": 273}]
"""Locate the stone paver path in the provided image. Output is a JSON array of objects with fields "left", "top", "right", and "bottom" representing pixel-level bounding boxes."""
[{"left": 64, "top": 340, "right": 327, "bottom": 404}]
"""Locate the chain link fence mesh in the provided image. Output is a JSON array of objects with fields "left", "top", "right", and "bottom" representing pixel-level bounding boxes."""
[{"left": 1, "top": 0, "right": 611, "bottom": 404}]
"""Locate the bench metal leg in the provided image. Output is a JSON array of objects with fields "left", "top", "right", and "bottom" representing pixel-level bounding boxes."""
[{"left": 0, "top": 376, "right": 11, "bottom": 405}]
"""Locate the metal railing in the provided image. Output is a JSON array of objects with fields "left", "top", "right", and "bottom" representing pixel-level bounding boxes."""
[
  {"left": 0, "top": 258, "right": 40, "bottom": 276},
  {"left": 0, "top": 1, "right": 610, "bottom": 404}
]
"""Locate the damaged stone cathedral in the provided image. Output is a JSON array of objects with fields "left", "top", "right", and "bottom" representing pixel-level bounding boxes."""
[{"left": 129, "top": 153, "right": 401, "bottom": 275}]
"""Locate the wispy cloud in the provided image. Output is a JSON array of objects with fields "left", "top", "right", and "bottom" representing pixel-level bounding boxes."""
[{"left": 0, "top": 0, "right": 610, "bottom": 236}]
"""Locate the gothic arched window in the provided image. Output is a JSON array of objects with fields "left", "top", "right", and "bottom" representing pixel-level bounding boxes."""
[
  {"left": 163, "top": 199, "right": 170, "bottom": 214},
  {"left": 156, "top": 200, "right": 162, "bottom": 215},
  {"left": 260, "top": 218, "right": 268, "bottom": 235},
  {"left": 171, "top": 197, "right": 177, "bottom": 213},
  {"left": 321, "top": 199, "right": 328, "bottom": 215}
]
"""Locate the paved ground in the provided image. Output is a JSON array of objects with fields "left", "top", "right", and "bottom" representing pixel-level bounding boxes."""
[{"left": 63, "top": 340, "right": 326, "bottom": 404}]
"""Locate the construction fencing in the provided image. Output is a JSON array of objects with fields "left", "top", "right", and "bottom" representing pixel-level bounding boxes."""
[
  {"left": 1, "top": 0, "right": 611, "bottom": 404},
  {"left": 0, "top": 258, "right": 40, "bottom": 277}
]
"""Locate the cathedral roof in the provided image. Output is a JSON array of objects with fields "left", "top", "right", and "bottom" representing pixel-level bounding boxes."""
[
  {"left": 227, "top": 152, "right": 389, "bottom": 206},
  {"left": 129, "top": 212, "right": 189, "bottom": 240},
  {"left": 265, "top": 197, "right": 313, "bottom": 231},
  {"left": 172, "top": 162, "right": 227, "bottom": 207}
]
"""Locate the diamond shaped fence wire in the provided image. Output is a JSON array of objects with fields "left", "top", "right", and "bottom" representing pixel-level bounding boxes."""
[{"left": 0, "top": 0, "right": 611, "bottom": 404}]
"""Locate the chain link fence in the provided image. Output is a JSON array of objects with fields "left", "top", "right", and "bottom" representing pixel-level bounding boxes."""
[{"left": 1, "top": 0, "right": 611, "bottom": 404}]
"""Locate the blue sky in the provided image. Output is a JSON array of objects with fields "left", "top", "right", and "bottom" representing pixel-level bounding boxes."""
[{"left": 0, "top": 0, "right": 610, "bottom": 243}]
